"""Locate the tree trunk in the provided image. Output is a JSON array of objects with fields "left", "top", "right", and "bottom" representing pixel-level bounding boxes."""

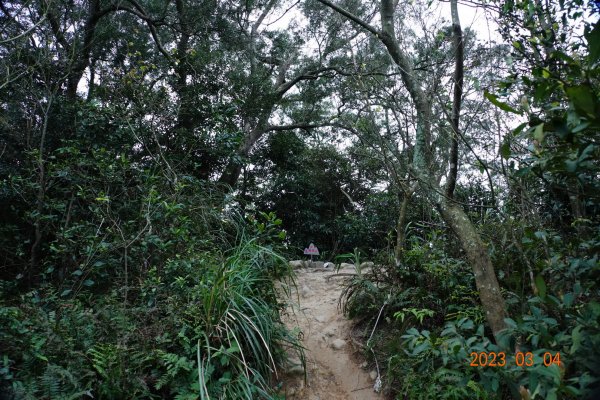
[
  {"left": 316, "top": 0, "right": 509, "bottom": 340},
  {"left": 394, "top": 192, "right": 410, "bottom": 266},
  {"left": 218, "top": 116, "right": 269, "bottom": 188},
  {"left": 437, "top": 201, "right": 508, "bottom": 338},
  {"left": 446, "top": 0, "right": 464, "bottom": 199},
  {"left": 394, "top": 182, "right": 417, "bottom": 266}
]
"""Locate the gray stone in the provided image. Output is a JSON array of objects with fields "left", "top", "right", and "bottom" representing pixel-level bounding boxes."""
[
  {"left": 315, "top": 314, "right": 327, "bottom": 323},
  {"left": 301, "top": 285, "right": 312, "bottom": 298},
  {"left": 331, "top": 339, "right": 346, "bottom": 350},
  {"left": 323, "top": 326, "right": 336, "bottom": 337},
  {"left": 287, "top": 365, "right": 304, "bottom": 375},
  {"left": 340, "top": 262, "right": 355, "bottom": 269},
  {"left": 289, "top": 260, "right": 306, "bottom": 269},
  {"left": 286, "top": 357, "right": 304, "bottom": 375},
  {"left": 360, "top": 261, "right": 374, "bottom": 269},
  {"left": 308, "top": 261, "right": 324, "bottom": 268},
  {"left": 369, "top": 370, "right": 378, "bottom": 381}
]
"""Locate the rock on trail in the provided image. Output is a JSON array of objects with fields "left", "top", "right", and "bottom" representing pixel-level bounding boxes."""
[{"left": 280, "top": 264, "right": 382, "bottom": 400}]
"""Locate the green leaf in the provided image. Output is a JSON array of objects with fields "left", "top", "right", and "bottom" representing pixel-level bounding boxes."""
[
  {"left": 61, "top": 289, "right": 72, "bottom": 297},
  {"left": 83, "top": 279, "right": 95, "bottom": 287},
  {"left": 565, "top": 85, "right": 597, "bottom": 118},
  {"left": 564, "top": 386, "right": 581, "bottom": 396},
  {"left": 484, "top": 90, "right": 521, "bottom": 114},
  {"left": 537, "top": 364, "right": 561, "bottom": 385},
  {"left": 572, "top": 121, "right": 590, "bottom": 133},
  {"left": 570, "top": 325, "right": 583, "bottom": 354},
  {"left": 565, "top": 160, "right": 578, "bottom": 173},
  {"left": 500, "top": 142, "right": 511, "bottom": 159},
  {"left": 578, "top": 143, "right": 596, "bottom": 163},
  {"left": 512, "top": 122, "right": 528, "bottom": 136},
  {"left": 541, "top": 68, "right": 550, "bottom": 78},
  {"left": 585, "top": 22, "right": 600, "bottom": 63},
  {"left": 535, "top": 275, "right": 547, "bottom": 298},
  {"left": 533, "top": 123, "right": 545, "bottom": 142},
  {"left": 412, "top": 341, "right": 430, "bottom": 355},
  {"left": 562, "top": 292, "right": 574, "bottom": 307}
]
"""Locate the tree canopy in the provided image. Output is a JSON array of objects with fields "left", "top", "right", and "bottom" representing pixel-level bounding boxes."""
[{"left": 0, "top": 0, "right": 598, "bottom": 398}]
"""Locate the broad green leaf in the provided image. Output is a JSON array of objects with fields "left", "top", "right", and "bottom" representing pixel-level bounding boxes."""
[
  {"left": 537, "top": 364, "right": 561, "bottom": 385},
  {"left": 500, "top": 142, "right": 511, "bottom": 159},
  {"left": 572, "top": 121, "right": 590, "bottom": 133},
  {"left": 484, "top": 90, "right": 521, "bottom": 114},
  {"left": 570, "top": 325, "right": 583, "bottom": 354},
  {"left": 578, "top": 143, "right": 596, "bottom": 163},
  {"left": 565, "top": 160, "right": 578, "bottom": 173},
  {"left": 512, "top": 122, "right": 528, "bottom": 136},
  {"left": 412, "top": 342, "right": 430, "bottom": 355},
  {"left": 585, "top": 22, "right": 600, "bottom": 63},
  {"left": 562, "top": 292, "right": 574, "bottom": 307},
  {"left": 533, "top": 123, "right": 545, "bottom": 142},
  {"left": 565, "top": 85, "right": 596, "bottom": 118},
  {"left": 535, "top": 275, "right": 547, "bottom": 298},
  {"left": 541, "top": 68, "right": 550, "bottom": 78}
]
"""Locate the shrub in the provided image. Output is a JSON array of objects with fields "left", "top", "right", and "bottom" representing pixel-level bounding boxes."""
[{"left": 0, "top": 141, "right": 301, "bottom": 399}]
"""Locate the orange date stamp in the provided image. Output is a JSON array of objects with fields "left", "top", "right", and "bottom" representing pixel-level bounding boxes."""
[{"left": 469, "top": 351, "right": 561, "bottom": 367}]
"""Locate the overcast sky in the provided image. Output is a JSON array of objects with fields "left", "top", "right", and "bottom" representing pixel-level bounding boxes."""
[{"left": 268, "top": 0, "right": 501, "bottom": 42}]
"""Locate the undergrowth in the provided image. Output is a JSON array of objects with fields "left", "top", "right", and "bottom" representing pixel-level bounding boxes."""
[
  {"left": 341, "top": 228, "right": 600, "bottom": 400},
  {"left": 0, "top": 143, "right": 302, "bottom": 399}
]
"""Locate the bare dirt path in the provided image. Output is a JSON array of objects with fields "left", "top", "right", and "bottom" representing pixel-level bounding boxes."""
[{"left": 280, "top": 265, "right": 382, "bottom": 400}]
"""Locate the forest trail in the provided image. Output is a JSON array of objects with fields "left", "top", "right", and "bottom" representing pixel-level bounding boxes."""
[{"left": 280, "top": 265, "right": 382, "bottom": 400}]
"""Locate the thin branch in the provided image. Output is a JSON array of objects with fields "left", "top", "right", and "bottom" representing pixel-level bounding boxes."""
[
  {"left": 0, "top": 13, "right": 47, "bottom": 44},
  {"left": 446, "top": 0, "right": 464, "bottom": 199},
  {"left": 315, "top": 0, "right": 381, "bottom": 37},
  {"left": 102, "top": 2, "right": 172, "bottom": 61},
  {"left": 435, "top": 92, "right": 497, "bottom": 206}
]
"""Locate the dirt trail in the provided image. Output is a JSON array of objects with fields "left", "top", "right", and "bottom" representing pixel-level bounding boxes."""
[{"left": 280, "top": 265, "right": 382, "bottom": 400}]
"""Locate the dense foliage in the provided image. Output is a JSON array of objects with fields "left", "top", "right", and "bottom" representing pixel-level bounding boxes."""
[
  {"left": 0, "top": 139, "right": 301, "bottom": 398},
  {"left": 339, "top": 1, "right": 600, "bottom": 399},
  {"left": 0, "top": 0, "right": 598, "bottom": 399}
]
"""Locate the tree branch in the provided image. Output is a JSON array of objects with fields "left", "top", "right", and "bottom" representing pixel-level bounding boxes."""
[
  {"left": 315, "top": 0, "right": 381, "bottom": 37},
  {"left": 0, "top": 13, "right": 47, "bottom": 45},
  {"left": 43, "top": 0, "right": 70, "bottom": 51},
  {"left": 446, "top": 0, "right": 464, "bottom": 199},
  {"left": 276, "top": 66, "right": 336, "bottom": 95}
]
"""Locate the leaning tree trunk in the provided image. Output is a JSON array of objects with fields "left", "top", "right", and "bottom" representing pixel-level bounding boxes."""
[
  {"left": 394, "top": 192, "right": 410, "bottom": 265},
  {"left": 437, "top": 201, "right": 508, "bottom": 336},
  {"left": 411, "top": 153, "right": 508, "bottom": 339},
  {"left": 445, "top": 0, "right": 464, "bottom": 199},
  {"left": 316, "top": 0, "right": 509, "bottom": 340},
  {"left": 394, "top": 183, "right": 416, "bottom": 266}
]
